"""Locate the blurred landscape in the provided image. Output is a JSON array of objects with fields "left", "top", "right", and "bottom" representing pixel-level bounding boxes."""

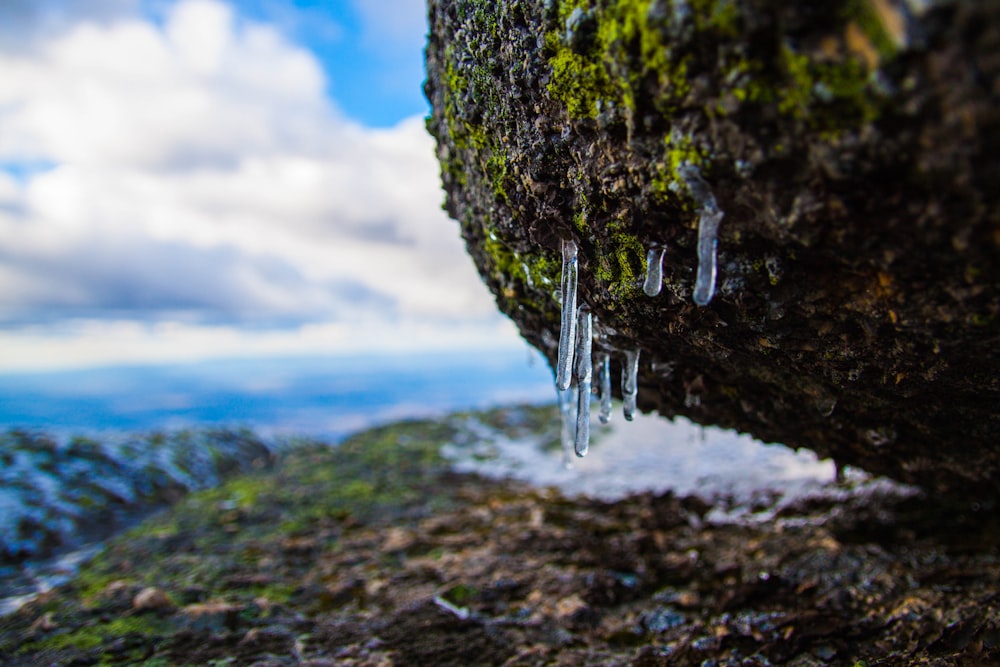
[{"left": 0, "top": 349, "right": 554, "bottom": 438}]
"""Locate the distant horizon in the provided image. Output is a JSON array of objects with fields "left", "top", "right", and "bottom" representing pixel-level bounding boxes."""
[{"left": 0, "top": 346, "right": 557, "bottom": 439}]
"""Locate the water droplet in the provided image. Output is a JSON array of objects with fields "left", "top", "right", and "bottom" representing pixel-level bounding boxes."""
[
  {"left": 643, "top": 246, "right": 666, "bottom": 297},
  {"left": 622, "top": 348, "right": 640, "bottom": 421},
  {"left": 556, "top": 239, "right": 578, "bottom": 391},
  {"left": 574, "top": 305, "right": 593, "bottom": 457}
]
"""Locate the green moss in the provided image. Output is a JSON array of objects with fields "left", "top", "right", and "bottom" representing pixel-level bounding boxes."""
[
  {"left": 24, "top": 615, "right": 170, "bottom": 653},
  {"left": 220, "top": 477, "right": 264, "bottom": 509},
  {"left": 440, "top": 583, "right": 479, "bottom": 606},
  {"left": 247, "top": 582, "right": 295, "bottom": 604},
  {"left": 481, "top": 227, "right": 561, "bottom": 312},
  {"left": 780, "top": 45, "right": 880, "bottom": 132},
  {"left": 340, "top": 479, "right": 376, "bottom": 501},
  {"left": 652, "top": 133, "right": 705, "bottom": 208},
  {"left": 594, "top": 231, "right": 645, "bottom": 298},
  {"left": 844, "top": 0, "right": 901, "bottom": 62},
  {"left": 546, "top": 30, "right": 617, "bottom": 119},
  {"left": 545, "top": 0, "right": 692, "bottom": 119},
  {"left": 485, "top": 147, "right": 511, "bottom": 202},
  {"left": 690, "top": 0, "right": 740, "bottom": 37},
  {"left": 778, "top": 47, "right": 815, "bottom": 117}
]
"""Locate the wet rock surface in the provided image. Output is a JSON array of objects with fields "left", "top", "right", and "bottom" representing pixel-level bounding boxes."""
[
  {"left": 424, "top": 0, "right": 1000, "bottom": 496},
  {"left": 1, "top": 407, "right": 998, "bottom": 666}
]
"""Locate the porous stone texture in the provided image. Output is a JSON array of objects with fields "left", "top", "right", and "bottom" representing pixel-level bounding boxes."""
[{"left": 424, "top": 0, "right": 1000, "bottom": 497}]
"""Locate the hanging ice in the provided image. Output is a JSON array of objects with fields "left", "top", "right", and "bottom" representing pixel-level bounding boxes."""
[
  {"left": 556, "top": 239, "right": 579, "bottom": 390},
  {"left": 574, "top": 306, "right": 593, "bottom": 457},
  {"left": 679, "top": 163, "right": 724, "bottom": 307},
  {"left": 558, "top": 385, "right": 578, "bottom": 468},
  {"left": 643, "top": 246, "right": 666, "bottom": 297},
  {"left": 521, "top": 262, "right": 535, "bottom": 289},
  {"left": 622, "top": 348, "right": 639, "bottom": 421},
  {"left": 597, "top": 352, "right": 612, "bottom": 424}
]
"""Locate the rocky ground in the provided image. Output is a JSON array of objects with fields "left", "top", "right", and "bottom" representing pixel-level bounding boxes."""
[
  {"left": 0, "top": 429, "right": 280, "bottom": 566},
  {"left": 1, "top": 405, "right": 998, "bottom": 666}
]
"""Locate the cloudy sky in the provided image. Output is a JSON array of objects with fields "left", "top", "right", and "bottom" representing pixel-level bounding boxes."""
[{"left": 0, "top": 0, "right": 520, "bottom": 372}]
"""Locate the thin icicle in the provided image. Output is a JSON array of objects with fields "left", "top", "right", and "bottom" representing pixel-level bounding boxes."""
[
  {"left": 622, "top": 348, "right": 639, "bottom": 421},
  {"left": 558, "top": 385, "right": 578, "bottom": 468},
  {"left": 555, "top": 239, "right": 578, "bottom": 390},
  {"left": 643, "top": 246, "right": 666, "bottom": 297},
  {"left": 679, "top": 163, "right": 724, "bottom": 307},
  {"left": 597, "top": 351, "right": 612, "bottom": 424},
  {"left": 574, "top": 306, "right": 592, "bottom": 457}
]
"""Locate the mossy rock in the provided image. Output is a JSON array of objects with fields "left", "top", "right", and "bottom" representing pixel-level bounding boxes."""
[{"left": 425, "top": 0, "right": 1000, "bottom": 497}]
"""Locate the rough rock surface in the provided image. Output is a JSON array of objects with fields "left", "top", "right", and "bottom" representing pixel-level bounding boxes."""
[{"left": 424, "top": 0, "right": 1000, "bottom": 497}]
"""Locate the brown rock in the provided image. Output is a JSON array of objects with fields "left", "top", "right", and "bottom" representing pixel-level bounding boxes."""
[
  {"left": 132, "top": 586, "right": 175, "bottom": 612},
  {"left": 425, "top": 0, "right": 1000, "bottom": 497}
]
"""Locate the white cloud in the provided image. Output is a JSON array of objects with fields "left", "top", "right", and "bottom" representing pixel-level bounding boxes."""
[
  {"left": 0, "top": 0, "right": 512, "bottom": 369},
  {"left": 0, "top": 317, "right": 528, "bottom": 372}
]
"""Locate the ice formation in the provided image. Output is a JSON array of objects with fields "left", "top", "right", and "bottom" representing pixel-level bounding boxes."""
[
  {"left": 556, "top": 239, "right": 579, "bottom": 390},
  {"left": 643, "top": 246, "right": 666, "bottom": 297},
  {"left": 622, "top": 348, "right": 640, "bottom": 421},
  {"left": 558, "top": 385, "right": 578, "bottom": 468},
  {"left": 597, "top": 351, "right": 612, "bottom": 424},
  {"left": 679, "top": 164, "right": 724, "bottom": 306},
  {"left": 574, "top": 306, "right": 593, "bottom": 457}
]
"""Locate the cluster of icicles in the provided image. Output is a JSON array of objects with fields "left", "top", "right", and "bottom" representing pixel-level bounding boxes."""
[{"left": 555, "top": 164, "right": 723, "bottom": 462}]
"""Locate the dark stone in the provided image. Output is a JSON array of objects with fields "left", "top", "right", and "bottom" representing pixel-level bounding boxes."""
[{"left": 424, "top": 0, "right": 1000, "bottom": 496}]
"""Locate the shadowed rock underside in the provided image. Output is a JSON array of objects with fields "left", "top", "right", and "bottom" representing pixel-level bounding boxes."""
[{"left": 424, "top": 0, "right": 1000, "bottom": 497}]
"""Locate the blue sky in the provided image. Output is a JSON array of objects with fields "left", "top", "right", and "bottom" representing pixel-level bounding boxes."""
[
  {"left": 0, "top": 0, "right": 523, "bottom": 371},
  {"left": 199, "top": 0, "right": 431, "bottom": 126}
]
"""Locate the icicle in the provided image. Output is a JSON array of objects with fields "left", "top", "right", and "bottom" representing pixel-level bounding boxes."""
[
  {"left": 622, "top": 348, "right": 639, "bottom": 421},
  {"left": 574, "top": 306, "right": 592, "bottom": 457},
  {"left": 558, "top": 385, "right": 578, "bottom": 468},
  {"left": 555, "top": 239, "right": 578, "bottom": 390},
  {"left": 597, "top": 351, "right": 612, "bottom": 424},
  {"left": 521, "top": 262, "right": 535, "bottom": 289},
  {"left": 643, "top": 246, "right": 666, "bottom": 297},
  {"left": 679, "top": 163, "right": 724, "bottom": 307}
]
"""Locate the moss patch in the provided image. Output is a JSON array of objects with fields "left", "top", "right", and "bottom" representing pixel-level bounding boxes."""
[{"left": 545, "top": 0, "right": 694, "bottom": 119}]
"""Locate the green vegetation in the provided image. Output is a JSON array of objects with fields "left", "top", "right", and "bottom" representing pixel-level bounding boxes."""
[
  {"left": 7, "top": 408, "right": 554, "bottom": 664},
  {"left": 544, "top": 0, "right": 693, "bottom": 119},
  {"left": 8, "top": 415, "right": 505, "bottom": 662},
  {"left": 594, "top": 229, "right": 646, "bottom": 299}
]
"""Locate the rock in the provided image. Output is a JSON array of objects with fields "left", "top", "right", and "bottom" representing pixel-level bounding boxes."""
[
  {"left": 179, "top": 600, "right": 243, "bottom": 633},
  {"left": 29, "top": 612, "right": 57, "bottom": 633},
  {"left": 132, "top": 586, "right": 175, "bottom": 612},
  {"left": 424, "top": 0, "right": 1000, "bottom": 497}
]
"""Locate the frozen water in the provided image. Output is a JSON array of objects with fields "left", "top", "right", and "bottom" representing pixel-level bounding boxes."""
[
  {"left": 574, "top": 306, "right": 593, "bottom": 457},
  {"left": 597, "top": 352, "right": 612, "bottom": 424},
  {"left": 622, "top": 349, "right": 640, "bottom": 421},
  {"left": 643, "top": 246, "right": 666, "bottom": 297},
  {"left": 679, "top": 164, "right": 724, "bottom": 306},
  {"left": 558, "top": 385, "right": 578, "bottom": 468},
  {"left": 556, "top": 239, "right": 579, "bottom": 390}
]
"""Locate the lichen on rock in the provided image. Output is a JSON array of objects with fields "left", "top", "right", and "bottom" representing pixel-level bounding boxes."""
[{"left": 425, "top": 0, "right": 1000, "bottom": 497}]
